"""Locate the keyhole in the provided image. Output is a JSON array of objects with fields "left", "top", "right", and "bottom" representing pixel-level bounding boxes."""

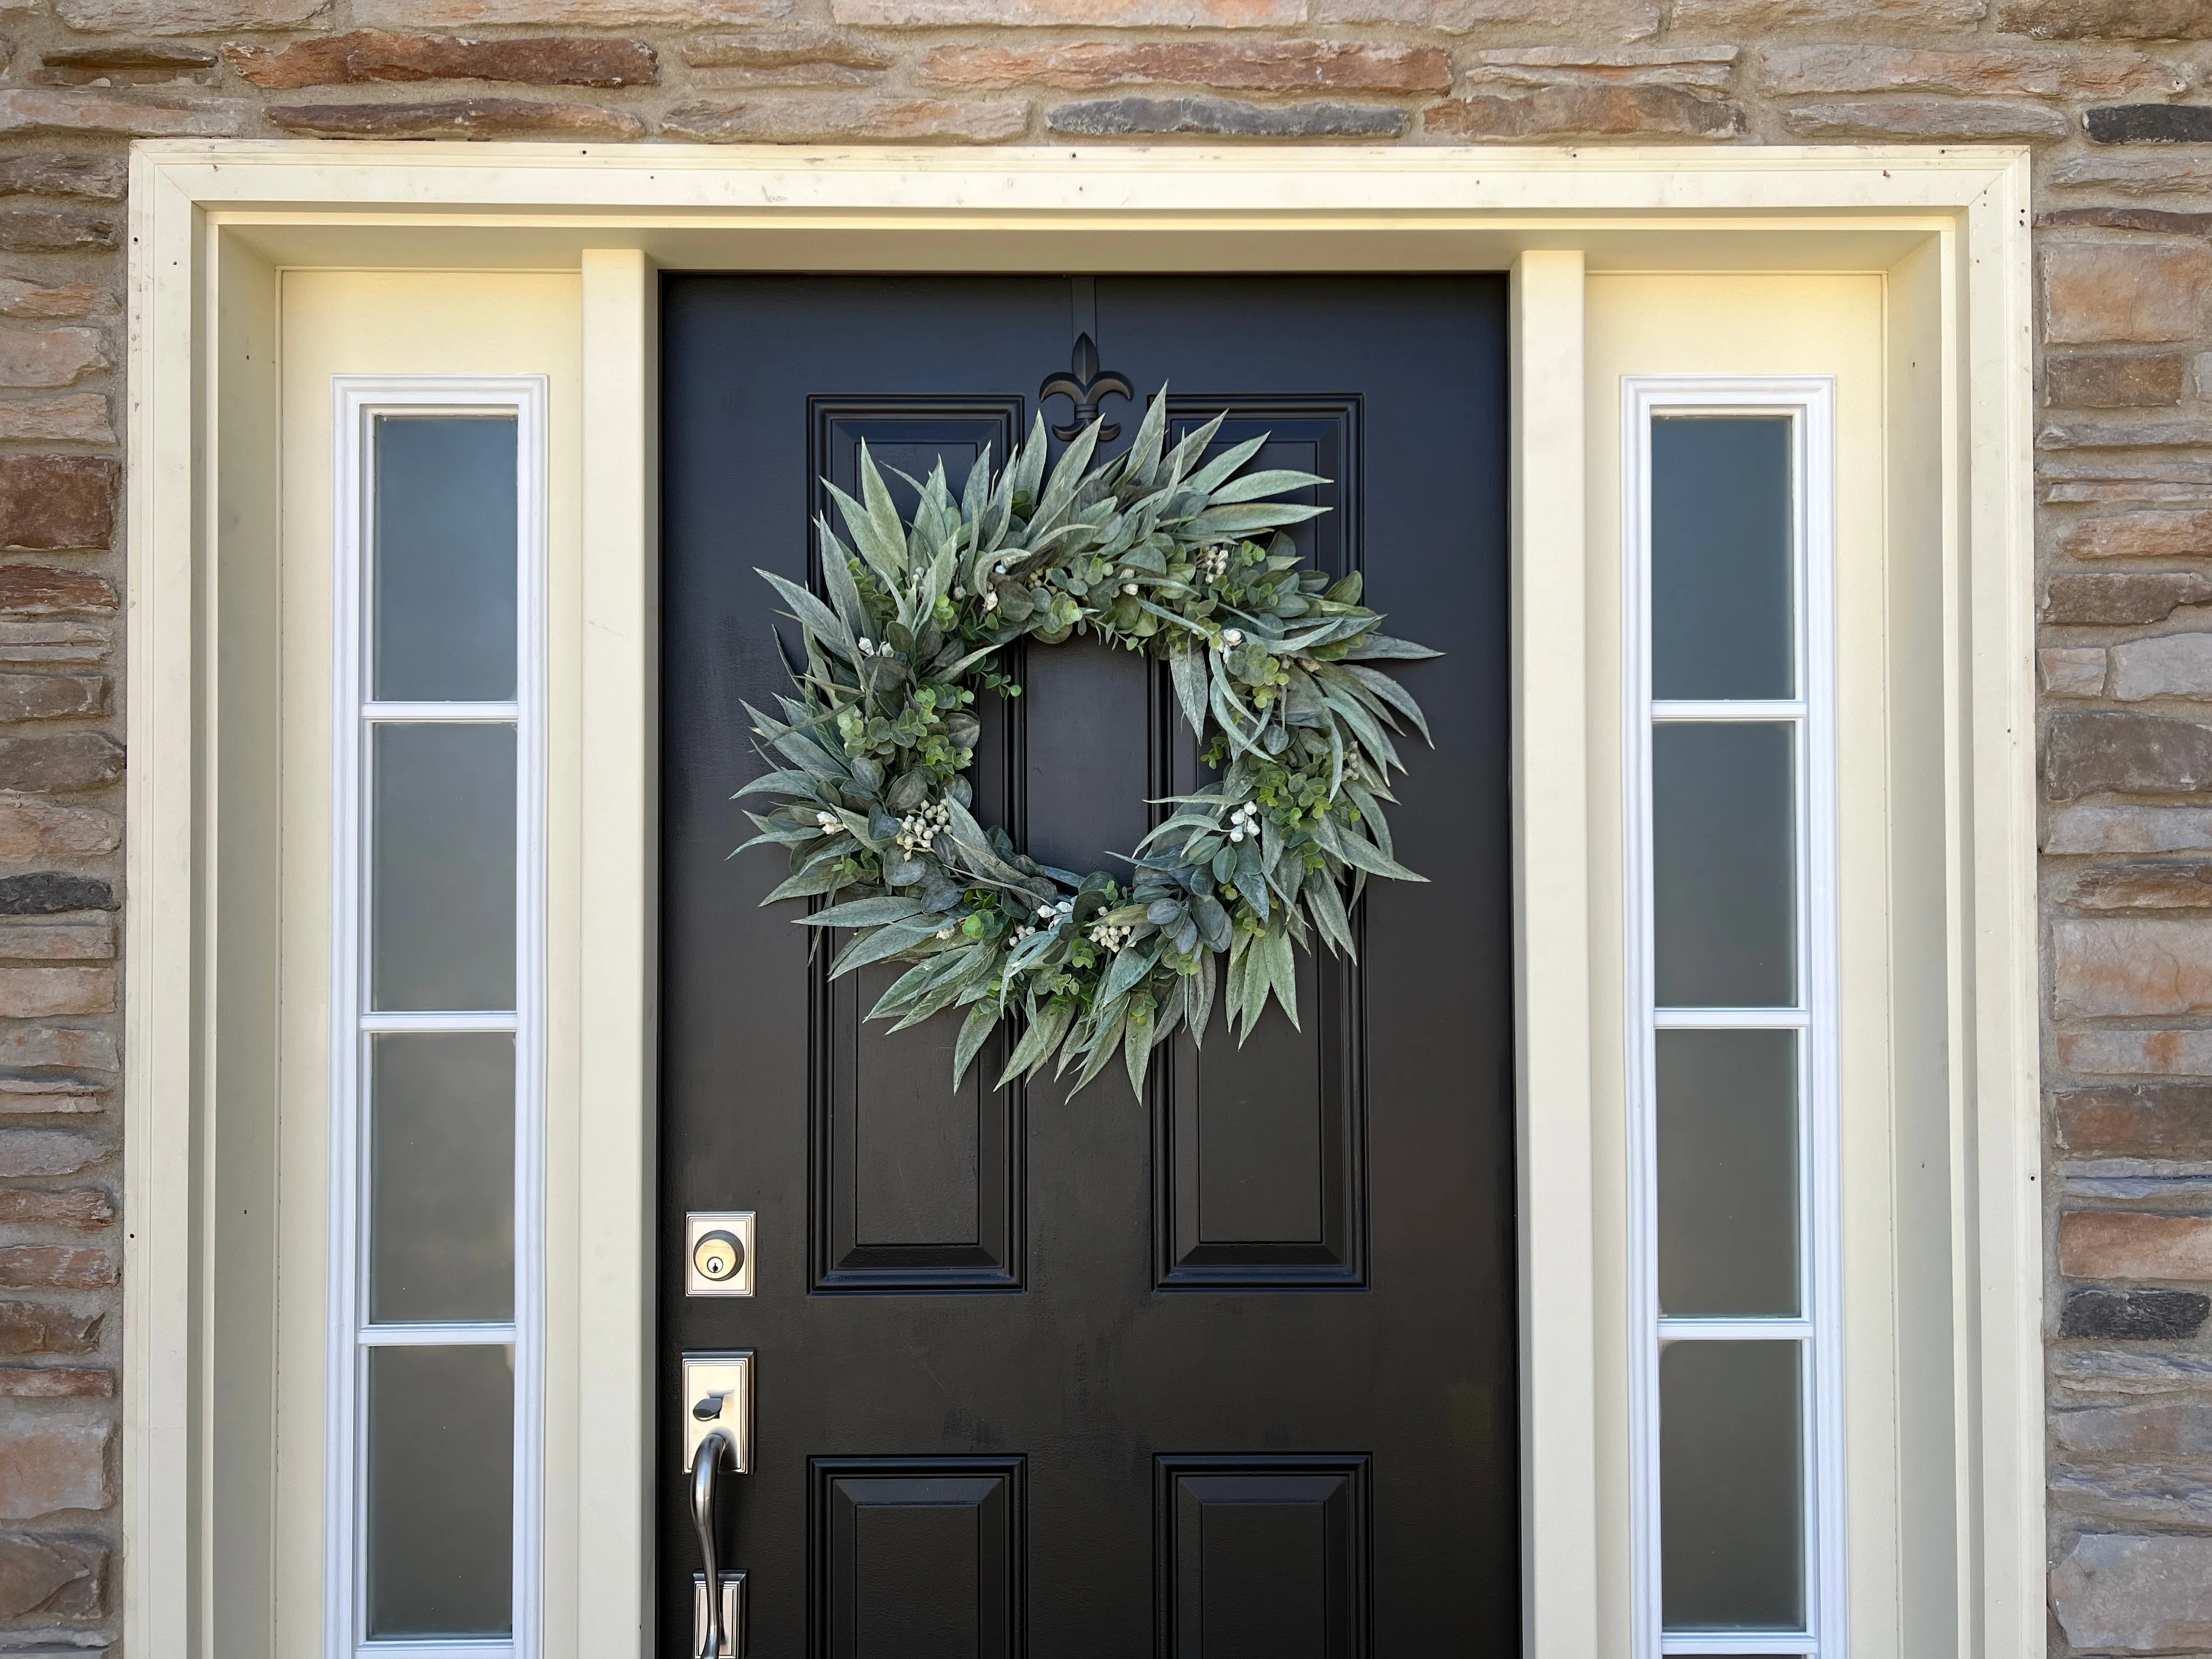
[{"left": 693, "top": 1229, "right": 743, "bottom": 1282}]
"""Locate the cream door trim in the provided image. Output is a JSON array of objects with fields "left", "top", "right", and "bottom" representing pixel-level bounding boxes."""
[{"left": 125, "top": 142, "right": 2036, "bottom": 1659}]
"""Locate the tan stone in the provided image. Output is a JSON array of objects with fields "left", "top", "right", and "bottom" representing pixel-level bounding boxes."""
[
  {"left": 0, "top": 569, "right": 112, "bottom": 617},
  {"left": 0, "top": 1367, "right": 108, "bottom": 1399},
  {"left": 2057, "top": 1082, "right": 2212, "bottom": 1148},
  {"left": 1464, "top": 46, "right": 1736, "bottom": 88},
  {"left": 663, "top": 94, "right": 1029, "bottom": 142},
  {"left": 2049, "top": 154, "right": 2212, "bottom": 195},
  {"left": 833, "top": 0, "right": 1298, "bottom": 19},
  {"left": 0, "top": 800, "right": 114, "bottom": 861},
  {"left": 0, "top": 923, "right": 112, "bottom": 963},
  {"left": 1780, "top": 95, "right": 2070, "bottom": 139},
  {"left": 0, "top": 734, "right": 122, "bottom": 795},
  {"left": 34, "top": 44, "right": 219, "bottom": 87},
  {"left": 0, "top": 283, "right": 98, "bottom": 324},
  {"left": 682, "top": 31, "right": 890, "bottom": 70},
  {"left": 0, "top": 332, "right": 103, "bottom": 393},
  {"left": 0, "top": 398, "right": 114, "bottom": 447},
  {"left": 2073, "top": 859, "right": 2212, "bottom": 905},
  {"left": 1314, "top": 0, "right": 1662, "bottom": 31},
  {"left": 2063, "top": 1209, "right": 2212, "bottom": 1278},
  {"left": 921, "top": 41, "right": 1451, "bottom": 92},
  {"left": 0, "top": 968, "right": 112, "bottom": 1019},
  {"left": 1427, "top": 83, "right": 1739, "bottom": 136},
  {"left": 0, "top": 1084, "right": 104, "bottom": 1113},
  {"left": 59, "top": 0, "right": 324, "bottom": 24},
  {"left": 1997, "top": 0, "right": 2212, "bottom": 36},
  {"left": 0, "top": 623, "right": 109, "bottom": 665},
  {"left": 1671, "top": 0, "right": 1985, "bottom": 24},
  {"left": 0, "top": 1132, "right": 101, "bottom": 1178},
  {"left": 2059, "top": 1028, "right": 2212, "bottom": 1072},
  {"left": 2046, "top": 572, "right": 2212, "bottom": 624},
  {"left": 0, "top": 1028, "right": 114, "bottom": 1074},
  {"left": 225, "top": 31, "right": 658, "bottom": 90},
  {"left": 0, "top": 1248, "right": 110, "bottom": 1291},
  {"left": 2064, "top": 509, "right": 2212, "bottom": 558},
  {"left": 0, "top": 465, "right": 110, "bottom": 558},
  {"left": 0, "top": 90, "right": 242, "bottom": 138},
  {"left": 2053, "top": 917, "right": 2212, "bottom": 1015},
  {"left": 1762, "top": 42, "right": 2182, "bottom": 95},
  {"left": 269, "top": 97, "right": 647, "bottom": 139},
  {"left": 0, "top": 211, "right": 115, "bottom": 256},
  {"left": 2042, "top": 646, "right": 2107, "bottom": 696},
  {"left": 359, "top": 0, "right": 790, "bottom": 22},
  {"left": 2058, "top": 1401, "right": 2212, "bottom": 1455},
  {"left": 0, "top": 156, "right": 128, "bottom": 202},
  {"left": 2047, "top": 243, "right": 2212, "bottom": 345},
  {"left": 0, "top": 1190, "right": 110, "bottom": 1231},
  {"left": 0, "top": 1418, "right": 108, "bottom": 1520},
  {"left": 0, "top": 1305, "right": 98, "bottom": 1358}
]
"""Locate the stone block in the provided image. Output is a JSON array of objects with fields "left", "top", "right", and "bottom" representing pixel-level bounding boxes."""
[
  {"left": 0, "top": 1248, "right": 111, "bottom": 1291},
  {"left": 0, "top": 802, "right": 115, "bottom": 861},
  {"left": 1780, "top": 96, "right": 2070, "bottom": 138},
  {"left": 269, "top": 97, "right": 647, "bottom": 139},
  {"left": 0, "top": 462, "right": 111, "bottom": 555},
  {"left": 0, "top": 876, "right": 114, "bottom": 915},
  {"left": 2044, "top": 711, "right": 2212, "bottom": 798},
  {"left": 2042, "top": 646, "right": 2108, "bottom": 696},
  {"left": 0, "top": 1368, "right": 110, "bottom": 1397},
  {"left": 2058, "top": 1084, "right": 2212, "bottom": 1149},
  {"left": 0, "top": 90, "right": 242, "bottom": 138},
  {"left": 0, "top": 735, "right": 122, "bottom": 795},
  {"left": 1427, "top": 84, "right": 1739, "bottom": 137},
  {"left": 832, "top": 0, "right": 1299, "bottom": 19},
  {"left": 2000, "top": 0, "right": 2212, "bottom": 33},
  {"left": 0, "top": 212, "right": 114, "bottom": 255},
  {"left": 2063, "top": 508, "right": 2212, "bottom": 557},
  {"left": 33, "top": 46, "right": 218, "bottom": 87},
  {"left": 0, "top": 1305, "right": 97, "bottom": 1357},
  {"left": 1317, "top": 0, "right": 1662, "bottom": 29},
  {"left": 227, "top": 31, "right": 658, "bottom": 89},
  {"left": 1672, "top": 0, "right": 1987, "bottom": 24},
  {"left": 2062, "top": 1209, "right": 2212, "bottom": 1278},
  {"left": 0, "top": 1417, "right": 108, "bottom": 1520},
  {"left": 2044, "top": 416, "right": 2212, "bottom": 448},
  {"left": 682, "top": 32, "right": 891, "bottom": 72},
  {"left": 359, "top": 0, "right": 789, "bottom": 19},
  {"left": 2051, "top": 1464, "right": 2212, "bottom": 1526},
  {"left": 0, "top": 1190, "right": 110, "bottom": 1230},
  {"left": 2055, "top": 917, "right": 2212, "bottom": 1013},
  {"left": 2045, "top": 205, "right": 2212, "bottom": 236},
  {"left": 0, "top": 569, "right": 113, "bottom": 618},
  {"left": 0, "top": 1530, "right": 100, "bottom": 1620},
  {"left": 2046, "top": 242, "right": 2212, "bottom": 344},
  {"left": 0, "top": 284, "right": 98, "bottom": 324},
  {"left": 663, "top": 94, "right": 1029, "bottom": 142},
  {"left": 0, "top": 923, "right": 114, "bottom": 963},
  {"left": 921, "top": 41, "right": 1452, "bottom": 92},
  {"left": 2049, "top": 356, "right": 2190, "bottom": 408},
  {"left": 1762, "top": 42, "right": 2182, "bottom": 95},
  {"left": 0, "top": 156, "right": 127, "bottom": 202},
  {"left": 2061, "top": 1026, "right": 2212, "bottom": 1071},
  {"left": 0, "top": 334, "right": 103, "bottom": 394},
  {"left": 1463, "top": 46, "right": 1737, "bottom": 89},
  {"left": 2092, "top": 103, "right": 2212, "bottom": 142},
  {"left": 2050, "top": 154, "right": 2212, "bottom": 194},
  {"left": 0, "top": 968, "right": 114, "bottom": 1018},
  {"left": 1048, "top": 94, "right": 1405, "bottom": 137},
  {"left": 2045, "top": 572, "right": 2212, "bottom": 624},
  {"left": 2073, "top": 860, "right": 2212, "bottom": 907},
  {"left": 2061, "top": 1285, "right": 2212, "bottom": 1336},
  {"left": 0, "top": 624, "right": 108, "bottom": 665},
  {"left": 2115, "top": 633, "right": 2212, "bottom": 701},
  {"left": 2053, "top": 1533, "right": 2212, "bottom": 1653},
  {"left": 0, "top": 1132, "right": 100, "bottom": 1178},
  {"left": 0, "top": 1029, "right": 113, "bottom": 1073},
  {"left": 0, "top": 1082, "right": 106, "bottom": 1113},
  {"left": 0, "top": 398, "right": 114, "bottom": 447},
  {"left": 57, "top": 0, "right": 324, "bottom": 25}
]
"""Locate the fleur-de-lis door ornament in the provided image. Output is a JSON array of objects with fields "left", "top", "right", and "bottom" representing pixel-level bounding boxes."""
[{"left": 1039, "top": 331, "right": 1135, "bottom": 442}]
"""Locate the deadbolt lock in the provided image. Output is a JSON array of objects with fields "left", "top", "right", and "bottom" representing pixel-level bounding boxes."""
[{"left": 686, "top": 1211, "right": 755, "bottom": 1297}]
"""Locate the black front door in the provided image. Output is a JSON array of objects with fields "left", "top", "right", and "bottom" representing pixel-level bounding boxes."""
[{"left": 660, "top": 274, "right": 1514, "bottom": 1656}]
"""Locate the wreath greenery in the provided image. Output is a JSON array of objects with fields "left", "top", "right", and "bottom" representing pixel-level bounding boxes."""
[{"left": 735, "top": 388, "right": 1439, "bottom": 1102}]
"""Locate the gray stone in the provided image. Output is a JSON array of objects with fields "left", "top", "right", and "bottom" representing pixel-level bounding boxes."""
[
  {"left": 2091, "top": 103, "right": 2212, "bottom": 140},
  {"left": 2052, "top": 1346, "right": 2212, "bottom": 1392},
  {"left": 2046, "top": 711, "right": 2212, "bottom": 797},
  {"left": 2058, "top": 1400, "right": 2212, "bottom": 1454},
  {"left": 0, "top": 877, "right": 112, "bottom": 917},
  {"left": 0, "top": 157, "right": 126, "bottom": 202},
  {"left": 1046, "top": 95, "right": 1407, "bottom": 138},
  {"left": 2045, "top": 572, "right": 2212, "bottom": 624},
  {"left": 0, "top": 1531, "right": 100, "bottom": 1621},
  {"left": 2048, "top": 803, "right": 2212, "bottom": 851},
  {"left": 2049, "top": 153, "right": 2212, "bottom": 191},
  {"left": 2043, "top": 646, "right": 2107, "bottom": 696},
  {"left": 2052, "top": 1533, "right": 2212, "bottom": 1652},
  {"left": 2051, "top": 1465, "right": 2212, "bottom": 1527},
  {"left": 2062, "top": 1286, "right": 2212, "bottom": 1338},
  {"left": 1779, "top": 95, "right": 2070, "bottom": 139},
  {"left": 1999, "top": 0, "right": 2212, "bottom": 34},
  {"left": 1428, "top": 84, "right": 1740, "bottom": 138},
  {"left": 2115, "top": 633, "right": 2212, "bottom": 700},
  {"left": 0, "top": 735, "right": 123, "bottom": 796},
  {"left": 2057, "top": 1083, "right": 2212, "bottom": 1152},
  {"left": 2045, "top": 418, "right": 2212, "bottom": 448}
]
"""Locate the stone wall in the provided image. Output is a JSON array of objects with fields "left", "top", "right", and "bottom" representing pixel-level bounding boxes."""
[{"left": 0, "top": 0, "right": 2200, "bottom": 1646}]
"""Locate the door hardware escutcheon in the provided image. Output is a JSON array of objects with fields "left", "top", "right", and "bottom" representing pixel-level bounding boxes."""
[
  {"left": 685, "top": 1351, "right": 754, "bottom": 1659},
  {"left": 686, "top": 1211, "right": 755, "bottom": 1296}
]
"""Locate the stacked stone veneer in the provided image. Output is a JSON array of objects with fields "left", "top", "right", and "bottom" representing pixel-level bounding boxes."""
[{"left": 0, "top": 0, "right": 2193, "bottom": 1646}]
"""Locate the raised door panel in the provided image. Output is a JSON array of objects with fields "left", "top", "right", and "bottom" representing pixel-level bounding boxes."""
[
  {"left": 1156, "top": 1455, "right": 1369, "bottom": 1659},
  {"left": 813, "top": 1458, "right": 1024, "bottom": 1659}
]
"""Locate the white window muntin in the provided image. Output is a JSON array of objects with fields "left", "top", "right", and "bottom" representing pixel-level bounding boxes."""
[
  {"left": 326, "top": 375, "right": 549, "bottom": 1659},
  {"left": 1622, "top": 376, "right": 1844, "bottom": 1659}
]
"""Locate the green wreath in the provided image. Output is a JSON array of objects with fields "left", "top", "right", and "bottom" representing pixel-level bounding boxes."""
[{"left": 735, "top": 388, "right": 1438, "bottom": 1101}]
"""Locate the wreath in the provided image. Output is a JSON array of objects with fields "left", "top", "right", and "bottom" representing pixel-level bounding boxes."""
[{"left": 735, "top": 388, "right": 1438, "bottom": 1101}]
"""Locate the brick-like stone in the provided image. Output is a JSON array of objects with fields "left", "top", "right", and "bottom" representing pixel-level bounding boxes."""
[
  {"left": 57, "top": 0, "right": 325, "bottom": 25},
  {"left": 0, "top": 735, "right": 124, "bottom": 795},
  {"left": 2052, "top": 1463, "right": 2212, "bottom": 1526},
  {"left": 0, "top": 1417, "right": 108, "bottom": 1520},
  {"left": 2046, "top": 572, "right": 2212, "bottom": 624},
  {"left": 0, "top": 332, "right": 104, "bottom": 393},
  {"left": 0, "top": 876, "right": 112, "bottom": 916},
  {"left": 0, "top": 803, "right": 112, "bottom": 863},
  {"left": 0, "top": 157, "right": 127, "bottom": 203},
  {"left": 1428, "top": 84, "right": 1739, "bottom": 137},
  {"left": 0, "top": 91, "right": 242, "bottom": 139},
  {"left": 0, "top": 283, "right": 98, "bottom": 324},
  {"left": 0, "top": 923, "right": 114, "bottom": 964},
  {"left": 682, "top": 32, "right": 891, "bottom": 72},
  {"left": 0, "top": 674, "right": 100, "bottom": 721},
  {"left": 0, "top": 461, "right": 111, "bottom": 555},
  {"left": 2047, "top": 242, "right": 2212, "bottom": 345},
  {"left": 2059, "top": 1084, "right": 2212, "bottom": 1149},
  {"left": 0, "top": 1190, "right": 110, "bottom": 1231},
  {"left": 1672, "top": 0, "right": 1986, "bottom": 24},
  {"left": 2050, "top": 155, "right": 2212, "bottom": 195},
  {"left": 0, "top": 398, "right": 114, "bottom": 447},
  {"left": 1779, "top": 96, "right": 2070, "bottom": 139},
  {"left": 0, "top": 1082, "right": 105, "bottom": 1113},
  {"left": 0, "top": 1305, "right": 97, "bottom": 1358},
  {"left": 0, "top": 569, "right": 113, "bottom": 619},
  {"left": 0, "top": 1132, "right": 101, "bottom": 1179},
  {"left": 0, "top": 624, "right": 108, "bottom": 665},
  {"left": 1464, "top": 46, "right": 1737, "bottom": 88},
  {"left": 0, "top": 212, "right": 115, "bottom": 256},
  {"left": 226, "top": 32, "right": 658, "bottom": 90},
  {"left": 2063, "top": 1209, "right": 2212, "bottom": 1278},
  {"left": 664, "top": 94, "right": 1028, "bottom": 142},
  {"left": 34, "top": 46, "right": 218, "bottom": 88},
  {"left": 0, "top": 1531, "right": 101, "bottom": 1620},
  {"left": 268, "top": 97, "right": 647, "bottom": 139},
  {"left": 2114, "top": 634, "right": 2212, "bottom": 701},
  {"left": 0, "top": 1368, "right": 110, "bottom": 1398},
  {"left": 2047, "top": 711, "right": 2212, "bottom": 798},
  {"left": 2092, "top": 103, "right": 2212, "bottom": 142},
  {"left": 2045, "top": 206, "right": 2212, "bottom": 238},
  {"left": 2055, "top": 917, "right": 2212, "bottom": 1012},
  {"left": 2044, "top": 646, "right": 2108, "bottom": 696},
  {"left": 1999, "top": 0, "right": 2212, "bottom": 35},
  {"left": 1763, "top": 42, "right": 2183, "bottom": 96},
  {"left": 833, "top": 0, "right": 1299, "bottom": 19},
  {"left": 2062, "top": 1285, "right": 2212, "bottom": 1337},
  {"left": 0, "top": 1029, "right": 114, "bottom": 1076},
  {"left": 2061, "top": 1026, "right": 2212, "bottom": 1071},
  {"left": 1048, "top": 94, "right": 1406, "bottom": 137},
  {"left": 922, "top": 41, "right": 1452, "bottom": 92},
  {"left": 359, "top": 0, "right": 790, "bottom": 20},
  {"left": 2044, "top": 416, "right": 2212, "bottom": 449},
  {"left": 2064, "top": 508, "right": 2212, "bottom": 557},
  {"left": 2074, "top": 860, "right": 2212, "bottom": 906},
  {"left": 2050, "top": 356, "right": 2191, "bottom": 408},
  {"left": 2059, "top": 1399, "right": 2212, "bottom": 1452},
  {"left": 2054, "top": 1534, "right": 2212, "bottom": 1652},
  {"left": 0, "top": 1249, "right": 111, "bottom": 1291},
  {"left": 1318, "top": 0, "right": 1662, "bottom": 30},
  {"left": 0, "top": 968, "right": 115, "bottom": 1019}
]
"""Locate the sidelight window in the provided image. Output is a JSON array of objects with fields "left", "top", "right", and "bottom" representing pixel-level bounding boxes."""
[
  {"left": 1624, "top": 381, "right": 1843, "bottom": 1659},
  {"left": 328, "top": 381, "right": 546, "bottom": 1659}
]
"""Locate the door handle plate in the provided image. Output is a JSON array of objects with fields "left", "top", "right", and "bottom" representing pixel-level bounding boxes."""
[
  {"left": 682, "top": 1350, "right": 754, "bottom": 1474},
  {"left": 692, "top": 1570, "right": 746, "bottom": 1658}
]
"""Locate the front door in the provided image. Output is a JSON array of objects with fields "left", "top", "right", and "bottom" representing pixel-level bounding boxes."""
[{"left": 659, "top": 274, "right": 1514, "bottom": 1656}]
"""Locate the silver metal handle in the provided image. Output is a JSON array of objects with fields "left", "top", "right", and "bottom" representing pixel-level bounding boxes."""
[
  {"left": 691, "top": 1427, "right": 736, "bottom": 1659},
  {"left": 682, "top": 1352, "right": 753, "bottom": 1659}
]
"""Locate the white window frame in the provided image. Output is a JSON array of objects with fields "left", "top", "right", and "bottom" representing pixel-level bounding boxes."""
[
  {"left": 326, "top": 375, "right": 550, "bottom": 1659},
  {"left": 1622, "top": 376, "right": 1844, "bottom": 1659}
]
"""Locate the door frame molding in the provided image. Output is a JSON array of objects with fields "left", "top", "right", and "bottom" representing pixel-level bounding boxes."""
[{"left": 125, "top": 140, "right": 2035, "bottom": 1659}]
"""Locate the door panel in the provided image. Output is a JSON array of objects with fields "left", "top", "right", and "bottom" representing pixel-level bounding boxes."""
[{"left": 661, "top": 274, "right": 1513, "bottom": 1655}]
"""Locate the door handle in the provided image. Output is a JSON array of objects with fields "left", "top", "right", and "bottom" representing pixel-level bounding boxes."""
[{"left": 683, "top": 1352, "right": 754, "bottom": 1659}]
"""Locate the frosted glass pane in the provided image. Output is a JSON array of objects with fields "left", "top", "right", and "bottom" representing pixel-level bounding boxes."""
[
  {"left": 366, "top": 1344, "right": 514, "bottom": 1638},
  {"left": 1654, "top": 723, "right": 1795, "bottom": 1008},
  {"left": 370, "top": 1034, "right": 515, "bottom": 1324},
  {"left": 373, "top": 415, "right": 518, "bottom": 702},
  {"left": 371, "top": 723, "right": 516, "bottom": 1012},
  {"left": 1658, "top": 1029, "right": 1799, "bottom": 1318},
  {"left": 1651, "top": 416, "right": 1793, "bottom": 701},
  {"left": 1661, "top": 1340, "right": 1804, "bottom": 1631}
]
